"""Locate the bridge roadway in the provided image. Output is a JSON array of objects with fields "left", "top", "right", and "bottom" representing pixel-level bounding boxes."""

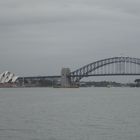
[
  {"left": 18, "top": 73, "right": 140, "bottom": 80},
  {"left": 70, "top": 73, "right": 140, "bottom": 77},
  {"left": 18, "top": 75, "right": 61, "bottom": 80}
]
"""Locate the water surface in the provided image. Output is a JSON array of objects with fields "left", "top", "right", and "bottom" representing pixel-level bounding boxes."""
[{"left": 0, "top": 88, "right": 140, "bottom": 140}]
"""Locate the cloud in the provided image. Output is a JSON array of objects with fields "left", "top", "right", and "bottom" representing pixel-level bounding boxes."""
[{"left": 0, "top": 0, "right": 140, "bottom": 78}]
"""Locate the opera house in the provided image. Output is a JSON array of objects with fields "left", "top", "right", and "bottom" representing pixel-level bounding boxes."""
[{"left": 0, "top": 71, "right": 18, "bottom": 87}]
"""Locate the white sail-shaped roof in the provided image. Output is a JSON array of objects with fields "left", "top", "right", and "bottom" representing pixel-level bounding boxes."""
[{"left": 0, "top": 71, "right": 18, "bottom": 83}]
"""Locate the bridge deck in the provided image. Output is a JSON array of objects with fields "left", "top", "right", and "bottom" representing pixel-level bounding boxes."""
[
  {"left": 18, "top": 73, "right": 140, "bottom": 80},
  {"left": 18, "top": 76, "right": 61, "bottom": 80},
  {"left": 70, "top": 73, "right": 140, "bottom": 77}
]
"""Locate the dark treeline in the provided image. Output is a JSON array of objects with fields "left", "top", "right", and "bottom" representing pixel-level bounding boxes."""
[{"left": 80, "top": 81, "right": 139, "bottom": 87}]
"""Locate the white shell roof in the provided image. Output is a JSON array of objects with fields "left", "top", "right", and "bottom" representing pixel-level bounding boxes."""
[{"left": 0, "top": 71, "right": 18, "bottom": 83}]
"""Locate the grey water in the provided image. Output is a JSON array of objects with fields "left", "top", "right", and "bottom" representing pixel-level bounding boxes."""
[{"left": 0, "top": 88, "right": 140, "bottom": 140}]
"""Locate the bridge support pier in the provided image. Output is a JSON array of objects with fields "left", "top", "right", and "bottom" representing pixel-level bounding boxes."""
[{"left": 61, "top": 68, "right": 71, "bottom": 88}]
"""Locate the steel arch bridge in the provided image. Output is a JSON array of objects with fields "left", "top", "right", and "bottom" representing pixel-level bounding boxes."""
[{"left": 70, "top": 57, "right": 140, "bottom": 83}]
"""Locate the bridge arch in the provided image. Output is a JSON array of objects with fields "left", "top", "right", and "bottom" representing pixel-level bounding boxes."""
[{"left": 70, "top": 57, "right": 140, "bottom": 82}]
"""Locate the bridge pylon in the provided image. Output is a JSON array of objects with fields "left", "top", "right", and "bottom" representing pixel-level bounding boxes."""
[{"left": 61, "top": 68, "right": 71, "bottom": 88}]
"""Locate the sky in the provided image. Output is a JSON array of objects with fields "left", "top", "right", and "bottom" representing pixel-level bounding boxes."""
[{"left": 0, "top": 0, "right": 140, "bottom": 78}]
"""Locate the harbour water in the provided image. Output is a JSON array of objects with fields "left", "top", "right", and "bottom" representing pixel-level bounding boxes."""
[{"left": 0, "top": 88, "right": 140, "bottom": 140}]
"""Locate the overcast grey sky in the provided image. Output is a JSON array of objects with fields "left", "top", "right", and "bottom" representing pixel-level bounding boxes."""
[{"left": 0, "top": 0, "right": 140, "bottom": 76}]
